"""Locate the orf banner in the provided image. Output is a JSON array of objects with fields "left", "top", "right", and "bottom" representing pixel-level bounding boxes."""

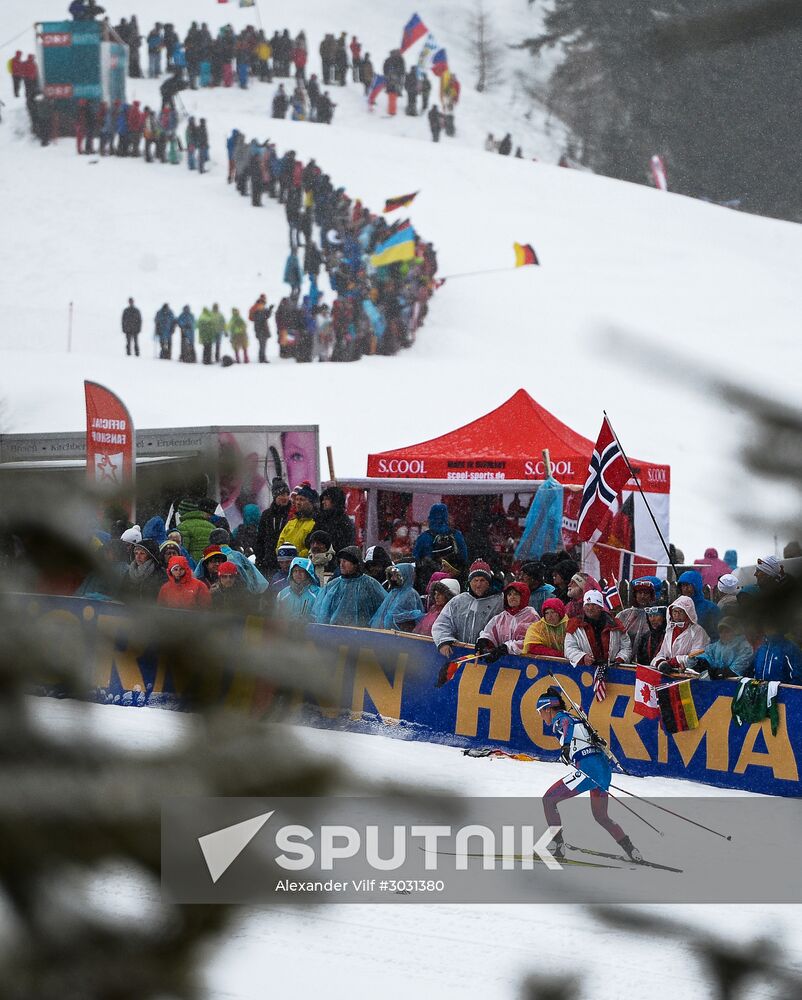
[{"left": 84, "top": 380, "right": 136, "bottom": 517}]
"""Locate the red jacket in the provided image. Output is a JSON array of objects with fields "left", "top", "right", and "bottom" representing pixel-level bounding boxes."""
[
  {"left": 20, "top": 57, "right": 38, "bottom": 81},
  {"left": 293, "top": 47, "right": 307, "bottom": 69},
  {"left": 350, "top": 39, "right": 361, "bottom": 61},
  {"left": 127, "top": 101, "right": 144, "bottom": 131},
  {"left": 10, "top": 52, "right": 23, "bottom": 77},
  {"left": 158, "top": 556, "right": 212, "bottom": 609}
]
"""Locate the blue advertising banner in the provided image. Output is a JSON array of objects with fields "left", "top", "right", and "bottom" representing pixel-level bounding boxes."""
[{"left": 20, "top": 595, "right": 801, "bottom": 798}]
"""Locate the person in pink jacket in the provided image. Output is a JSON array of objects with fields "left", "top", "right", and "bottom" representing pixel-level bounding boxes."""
[
  {"left": 476, "top": 582, "right": 540, "bottom": 661},
  {"left": 694, "top": 547, "right": 732, "bottom": 591},
  {"left": 414, "top": 575, "right": 460, "bottom": 637},
  {"left": 651, "top": 595, "right": 710, "bottom": 672}
]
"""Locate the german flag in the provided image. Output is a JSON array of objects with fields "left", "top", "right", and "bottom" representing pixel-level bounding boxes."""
[
  {"left": 513, "top": 242, "right": 539, "bottom": 267},
  {"left": 657, "top": 679, "right": 699, "bottom": 733},
  {"left": 384, "top": 191, "right": 418, "bottom": 213}
]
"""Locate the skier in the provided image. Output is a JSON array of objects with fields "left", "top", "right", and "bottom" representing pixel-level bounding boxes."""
[{"left": 536, "top": 687, "right": 642, "bottom": 862}]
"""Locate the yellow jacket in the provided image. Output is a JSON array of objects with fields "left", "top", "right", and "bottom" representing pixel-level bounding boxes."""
[
  {"left": 275, "top": 515, "right": 316, "bottom": 557},
  {"left": 523, "top": 616, "right": 568, "bottom": 657}
]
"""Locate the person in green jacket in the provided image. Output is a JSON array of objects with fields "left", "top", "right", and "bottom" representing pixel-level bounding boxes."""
[
  {"left": 198, "top": 307, "right": 216, "bottom": 365},
  {"left": 228, "top": 307, "right": 249, "bottom": 363},
  {"left": 210, "top": 303, "right": 226, "bottom": 363},
  {"left": 177, "top": 498, "right": 217, "bottom": 562}
]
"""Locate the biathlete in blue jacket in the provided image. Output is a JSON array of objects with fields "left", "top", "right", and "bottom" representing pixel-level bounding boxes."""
[{"left": 536, "top": 687, "right": 642, "bottom": 861}]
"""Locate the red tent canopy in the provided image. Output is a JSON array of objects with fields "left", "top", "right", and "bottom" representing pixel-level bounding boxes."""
[{"left": 366, "top": 389, "right": 670, "bottom": 493}]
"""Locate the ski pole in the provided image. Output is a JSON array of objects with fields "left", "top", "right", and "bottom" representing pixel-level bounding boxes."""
[
  {"left": 608, "top": 783, "right": 732, "bottom": 841},
  {"left": 571, "top": 763, "right": 664, "bottom": 836}
]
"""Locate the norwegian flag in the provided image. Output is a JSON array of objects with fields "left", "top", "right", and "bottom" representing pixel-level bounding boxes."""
[
  {"left": 603, "top": 572, "right": 622, "bottom": 611},
  {"left": 633, "top": 664, "right": 663, "bottom": 719},
  {"left": 576, "top": 417, "right": 632, "bottom": 543},
  {"left": 593, "top": 663, "right": 608, "bottom": 702}
]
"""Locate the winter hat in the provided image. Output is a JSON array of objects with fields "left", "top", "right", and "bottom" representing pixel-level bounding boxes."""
[
  {"left": 433, "top": 578, "right": 461, "bottom": 598},
  {"left": 218, "top": 561, "right": 240, "bottom": 578},
  {"left": 583, "top": 590, "right": 605, "bottom": 608},
  {"left": 159, "top": 539, "right": 181, "bottom": 553},
  {"left": 541, "top": 597, "right": 566, "bottom": 617},
  {"left": 570, "top": 572, "right": 586, "bottom": 589},
  {"left": 121, "top": 525, "right": 142, "bottom": 544},
  {"left": 242, "top": 504, "right": 261, "bottom": 527},
  {"left": 632, "top": 578, "right": 656, "bottom": 594},
  {"left": 309, "top": 529, "right": 333, "bottom": 549},
  {"left": 277, "top": 544, "right": 299, "bottom": 561},
  {"left": 201, "top": 545, "right": 226, "bottom": 562},
  {"left": 336, "top": 545, "right": 362, "bottom": 567},
  {"left": 209, "top": 528, "right": 231, "bottom": 546},
  {"left": 364, "top": 544, "right": 392, "bottom": 567},
  {"left": 552, "top": 558, "right": 579, "bottom": 582},
  {"left": 756, "top": 555, "right": 783, "bottom": 579},
  {"left": 468, "top": 560, "right": 493, "bottom": 583},
  {"left": 271, "top": 477, "right": 290, "bottom": 498},
  {"left": 717, "top": 573, "right": 740, "bottom": 595},
  {"left": 520, "top": 561, "right": 545, "bottom": 583},
  {"left": 133, "top": 539, "right": 160, "bottom": 562},
  {"left": 296, "top": 484, "right": 319, "bottom": 503}
]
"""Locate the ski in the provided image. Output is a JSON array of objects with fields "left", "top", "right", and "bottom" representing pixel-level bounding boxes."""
[
  {"left": 565, "top": 843, "right": 683, "bottom": 873},
  {"left": 547, "top": 671, "right": 629, "bottom": 775},
  {"left": 419, "top": 847, "right": 621, "bottom": 869}
]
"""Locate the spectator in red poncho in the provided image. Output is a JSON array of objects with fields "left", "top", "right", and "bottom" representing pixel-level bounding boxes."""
[{"left": 694, "top": 547, "right": 732, "bottom": 591}]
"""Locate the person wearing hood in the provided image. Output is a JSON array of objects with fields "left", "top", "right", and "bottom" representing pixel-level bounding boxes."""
[
  {"left": 677, "top": 569, "right": 721, "bottom": 639},
  {"left": 315, "top": 486, "right": 355, "bottom": 553},
  {"left": 415, "top": 576, "right": 460, "bottom": 637},
  {"left": 123, "top": 539, "right": 167, "bottom": 601},
  {"left": 210, "top": 560, "right": 259, "bottom": 613},
  {"left": 370, "top": 563, "right": 424, "bottom": 630},
  {"left": 267, "top": 543, "right": 298, "bottom": 597},
  {"left": 393, "top": 609, "right": 426, "bottom": 632},
  {"left": 635, "top": 606, "right": 667, "bottom": 665},
  {"left": 651, "top": 596, "right": 711, "bottom": 672},
  {"left": 523, "top": 597, "right": 569, "bottom": 658},
  {"left": 432, "top": 560, "right": 503, "bottom": 659},
  {"left": 564, "top": 572, "right": 601, "bottom": 620},
  {"left": 176, "top": 305, "right": 196, "bottom": 363},
  {"left": 194, "top": 545, "right": 228, "bottom": 588},
  {"left": 364, "top": 544, "right": 394, "bottom": 585},
  {"left": 564, "top": 591, "right": 632, "bottom": 668},
  {"left": 158, "top": 555, "right": 212, "bottom": 609},
  {"left": 519, "top": 562, "right": 555, "bottom": 614},
  {"left": 313, "top": 546, "right": 388, "bottom": 626},
  {"left": 255, "top": 478, "right": 292, "bottom": 574},
  {"left": 154, "top": 303, "right": 176, "bottom": 360},
  {"left": 617, "top": 578, "right": 658, "bottom": 652},
  {"left": 694, "top": 548, "right": 733, "bottom": 591},
  {"left": 751, "top": 633, "right": 802, "bottom": 683},
  {"left": 413, "top": 503, "right": 468, "bottom": 566},
  {"left": 142, "top": 515, "right": 167, "bottom": 547},
  {"left": 476, "top": 582, "right": 540, "bottom": 661},
  {"left": 275, "top": 484, "right": 317, "bottom": 556},
  {"left": 277, "top": 556, "right": 320, "bottom": 621},
  {"left": 688, "top": 617, "right": 754, "bottom": 679}
]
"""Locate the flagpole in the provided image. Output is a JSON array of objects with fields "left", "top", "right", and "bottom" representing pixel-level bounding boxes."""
[{"left": 603, "top": 411, "right": 678, "bottom": 581}]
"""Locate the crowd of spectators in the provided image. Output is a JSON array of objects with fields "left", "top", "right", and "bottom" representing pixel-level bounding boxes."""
[{"left": 33, "top": 483, "right": 802, "bottom": 689}]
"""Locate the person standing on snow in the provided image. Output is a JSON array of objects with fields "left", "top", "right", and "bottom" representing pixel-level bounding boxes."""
[
  {"left": 154, "top": 303, "right": 176, "bottom": 359},
  {"left": 537, "top": 687, "right": 643, "bottom": 862},
  {"left": 121, "top": 297, "right": 141, "bottom": 356},
  {"left": 249, "top": 294, "right": 274, "bottom": 363},
  {"left": 427, "top": 104, "right": 442, "bottom": 142},
  {"left": 176, "top": 305, "right": 196, "bottom": 362},
  {"left": 227, "top": 307, "right": 249, "bottom": 363}
]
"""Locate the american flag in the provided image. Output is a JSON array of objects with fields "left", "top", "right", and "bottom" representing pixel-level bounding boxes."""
[{"left": 593, "top": 663, "right": 608, "bottom": 702}]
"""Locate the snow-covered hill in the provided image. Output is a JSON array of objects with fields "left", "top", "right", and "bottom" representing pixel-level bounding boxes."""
[{"left": 1, "top": 0, "right": 800, "bottom": 565}]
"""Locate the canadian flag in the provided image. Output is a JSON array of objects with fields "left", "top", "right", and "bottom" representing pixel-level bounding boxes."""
[{"left": 633, "top": 664, "right": 663, "bottom": 719}]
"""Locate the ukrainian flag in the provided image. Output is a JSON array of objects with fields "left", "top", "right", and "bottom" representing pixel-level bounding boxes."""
[{"left": 370, "top": 227, "right": 416, "bottom": 268}]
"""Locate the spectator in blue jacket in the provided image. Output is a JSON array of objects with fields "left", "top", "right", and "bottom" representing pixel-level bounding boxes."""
[
  {"left": 688, "top": 618, "right": 754, "bottom": 679},
  {"left": 277, "top": 556, "right": 320, "bottom": 622},
  {"left": 370, "top": 562, "right": 423, "bottom": 630},
  {"left": 154, "top": 303, "right": 176, "bottom": 359},
  {"left": 413, "top": 503, "right": 468, "bottom": 566},
  {"left": 519, "top": 561, "right": 555, "bottom": 614},
  {"left": 752, "top": 635, "right": 802, "bottom": 684},
  {"left": 313, "top": 546, "right": 387, "bottom": 626},
  {"left": 176, "top": 305, "right": 196, "bottom": 362},
  {"left": 677, "top": 569, "right": 721, "bottom": 640},
  {"left": 284, "top": 252, "right": 302, "bottom": 296}
]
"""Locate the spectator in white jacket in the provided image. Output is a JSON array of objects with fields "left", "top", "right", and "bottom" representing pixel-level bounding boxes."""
[
  {"left": 651, "top": 595, "right": 710, "bottom": 672},
  {"left": 431, "top": 560, "right": 503, "bottom": 659},
  {"left": 476, "top": 582, "right": 540, "bottom": 661},
  {"left": 564, "top": 590, "right": 632, "bottom": 667}
]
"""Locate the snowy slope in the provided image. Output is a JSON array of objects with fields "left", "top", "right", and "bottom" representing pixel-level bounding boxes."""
[
  {"left": 33, "top": 698, "right": 802, "bottom": 1000},
  {"left": 1, "top": 0, "right": 801, "bottom": 565}
]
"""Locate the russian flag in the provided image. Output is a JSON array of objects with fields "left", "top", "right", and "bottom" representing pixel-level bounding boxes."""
[
  {"left": 431, "top": 48, "right": 449, "bottom": 77},
  {"left": 401, "top": 14, "right": 428, "bottom": 53},
  {"left": 368, "top": 74, "right": 386, "bottom": 103}
]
